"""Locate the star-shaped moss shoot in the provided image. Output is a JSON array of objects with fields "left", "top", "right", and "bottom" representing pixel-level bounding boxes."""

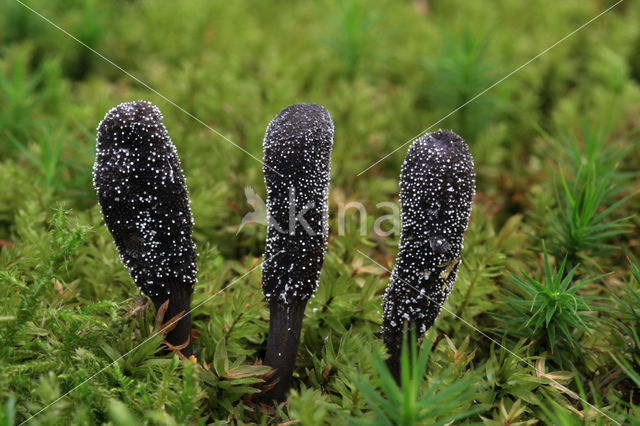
[
  {"left": 261, "top": 104, "right": 334, "bottom": 402},
  {"left": 382, "top": 130, "right": 475, "bottom": 382},
  {"left": 93, "top": 101, "right": 197, "bottom": 357}
]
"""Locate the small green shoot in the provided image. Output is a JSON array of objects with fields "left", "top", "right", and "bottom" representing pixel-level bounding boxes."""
[{"left": 352, "top": 330, "right": 482, "bottom": 425}]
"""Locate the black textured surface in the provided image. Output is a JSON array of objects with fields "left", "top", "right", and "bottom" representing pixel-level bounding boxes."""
[
  {"left": 382, "top": 130, "right": 475, "bottom": 379},
  {"left": 264, "top": 301, "right": 306, "bottom": 403},
  {"left": 93, "top": 101, "right": 197, "bottom": 355},
  {"left": 261, "top": 104, "right": 334, "bottom": 402},
  {"left": 261, "top": 104, "right": 334, "bottom": 305}
]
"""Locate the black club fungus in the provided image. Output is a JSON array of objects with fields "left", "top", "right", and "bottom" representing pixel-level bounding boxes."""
[
  {"left": 261, "top": 104, "right": 334, "bottom": 402},
  {"left": 382, "top": 130, "right": 475, "bottom": 382},
  {"left": 93, "top": 101, "right": 197, "bottom": 357}
]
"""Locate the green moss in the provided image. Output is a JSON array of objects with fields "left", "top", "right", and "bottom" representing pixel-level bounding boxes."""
[{"left": 0, "top": 0, "right": 638, "bottom": 423}]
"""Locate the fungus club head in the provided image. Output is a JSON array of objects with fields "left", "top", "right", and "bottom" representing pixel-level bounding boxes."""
[
  {"left": 93, "top": 101, "right": 197, "bottom": 300},
  {"left": 382, "top": 129, "right": 475, "bottom": 356},
  {"left": 261, "top": 104, "right": 334, "bottom": 306}
]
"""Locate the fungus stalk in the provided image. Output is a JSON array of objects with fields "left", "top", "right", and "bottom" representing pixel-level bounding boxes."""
[
  {"left": 382, "top": 130, "right": 475, "bottom": 382},
  {"left": 93, "top": 101, "right": 198, "bottom": 357},
  {"left": 261, "top": 104, "right": 334, "bottom": 402}
]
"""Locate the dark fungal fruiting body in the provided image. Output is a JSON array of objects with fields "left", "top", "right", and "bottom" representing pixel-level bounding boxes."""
[
  {"left": 382, "top": 129, "right": 475, "bottom": 382},
  {"left": 93, "top": 101, "right": 197, "bottom": 357},
  {"left": 262, "top": 104, "right": 334, "bottom": 402}
]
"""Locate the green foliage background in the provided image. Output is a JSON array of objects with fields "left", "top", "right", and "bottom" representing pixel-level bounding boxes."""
[{"left": 1, "top": 0, "right": 639, "bottom": 424}]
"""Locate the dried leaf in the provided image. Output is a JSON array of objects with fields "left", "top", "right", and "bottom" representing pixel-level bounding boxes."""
[
  {"left": 128, "top": 297, "right": 151, "bottom": 318},
  {"left": 322, "top": 365, "right": 332, "bottom": 381},
  {"left": 163, "top": 335, "right": 190, "bottom": 352},
  {"left": 54, "top": 279, "right": 64, "bottom": 296},
  {"left": 154, "top": 299, "right": 170, "bottom": 330},
  {"left": 157, "top": 311, "right": 185, "bottom": 335}
]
